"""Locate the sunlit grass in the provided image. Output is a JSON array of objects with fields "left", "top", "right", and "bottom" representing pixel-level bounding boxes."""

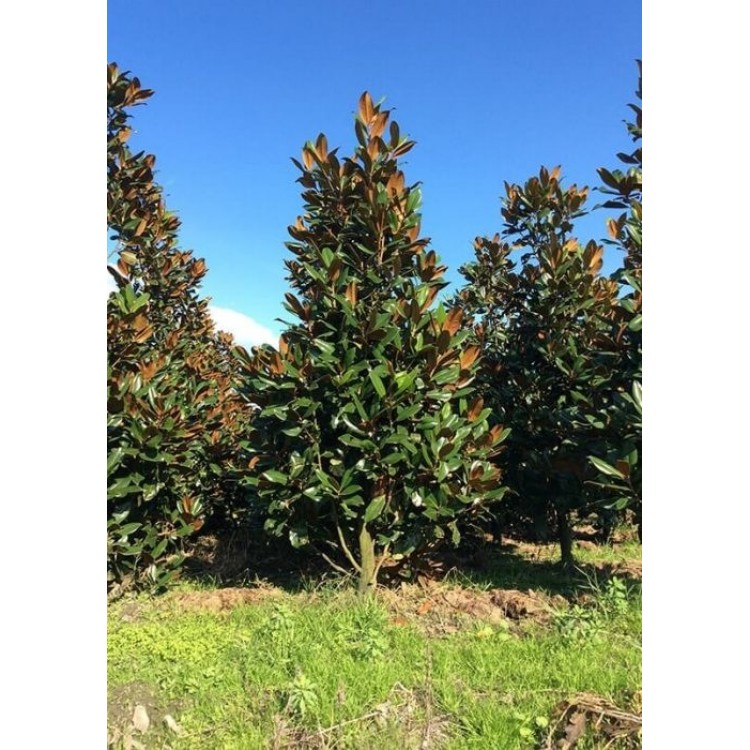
[{"left": 108, "top": 541, "right": 641, "bottom": 749}]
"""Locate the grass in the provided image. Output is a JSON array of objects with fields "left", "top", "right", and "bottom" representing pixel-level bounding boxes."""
[{"left": 108, "top": 539, "right": 641, "bottom": 749}]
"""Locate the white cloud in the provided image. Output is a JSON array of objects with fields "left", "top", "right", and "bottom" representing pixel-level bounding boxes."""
[
  {"left": 209, "top": 305, "right": 278, "bottom": 349},
  {"left": 107, "top": 273, "right": 277, "bottom": 350}
]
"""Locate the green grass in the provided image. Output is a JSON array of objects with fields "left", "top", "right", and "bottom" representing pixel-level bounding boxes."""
[{"left": 108, "top": 543, "right": 641, "bottom": 749}]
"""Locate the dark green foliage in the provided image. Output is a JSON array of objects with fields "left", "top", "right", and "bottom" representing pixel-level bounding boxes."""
[
  {"left": 455, "top": 167, "right": 621, "bottom": 564},
  {"left": 107, "top": 64, "right": 252, "bottom": 594},
  {"left": 240, "top": 94, "right": 508, "bottom": 593},
  {"left": 588, "top": 381, "right": 641, "bottom": 535},
  {"left": 454, "top": 66, "right": 643, "bottom": 558},
  {"left": 106, "top": 63, "right": 642, "bottom": 595},
  {"left": 587, "top": 63, "right": 642, "bottom": 536}
]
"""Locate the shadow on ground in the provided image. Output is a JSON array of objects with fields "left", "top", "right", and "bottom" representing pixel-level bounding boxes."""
[
  {"left": 441, "top": 537, "right": 641, "bottom": 598},
  {"left": 182, "top": 524, "right": 349, "bottom": 593},
  {"left": 182, "top": 523, "right": 641, "bottom": 601}
]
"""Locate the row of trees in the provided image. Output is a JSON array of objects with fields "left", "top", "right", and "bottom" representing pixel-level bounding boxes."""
[
  {"left": 107, "top": 65, "right": 252, "bottom": 591},
  {"left": 107, "top": 64, "right": 642, "bottom": 594}
]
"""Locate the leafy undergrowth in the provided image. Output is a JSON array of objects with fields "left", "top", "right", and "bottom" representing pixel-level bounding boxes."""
[{"left": 108, "top": 539, "right": 641, "bottom": 749}]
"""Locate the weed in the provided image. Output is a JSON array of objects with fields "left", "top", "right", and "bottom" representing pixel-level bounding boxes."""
[
  {"left": 269, "top": 603, "right": 295, "bottom": 636},
  {"left": 599, "top": 575, "right": 630, "bottom": 617},
  {"left": 340, "top": 601, "right": 390, "bottom": 661},
  {"left": 552, "top": 575, "right": 638, "bottom": 641},
  {"left": 283, "top": 671, "right": 320, "bottom": 720},
  {"left": 513, "top": 710, "right": 550, "bottom": 746}
]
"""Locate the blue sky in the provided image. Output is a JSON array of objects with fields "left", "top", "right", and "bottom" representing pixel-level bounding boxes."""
[{"left": 108, "top": 0, "right": 641, "bottom": 347}]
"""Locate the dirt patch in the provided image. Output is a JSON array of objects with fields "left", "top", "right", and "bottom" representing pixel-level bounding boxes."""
[
  {"left": 108, "top": 682, "right": 162, "bottom": 731},
  {"left": 489, "top": 589, "right": 567, "bottom": 620},
  {"left": 108, "top": 681, "right": 185, "bottom": 749},
  {"left": 170, "top": 585, "right": 285, "bottom": 613},
  {"left": 500, "top": 539, "right": 561, "bottom": 563},
  {"left": 575, "top": 540, "right": 599, "bottom": 552},
  {"left": 380, "top": 581, "right": 568, "bottom": 636},
  {"left": 118, "top": 602, "right": 145, "bottom": 623},
  {"left": 183, "top": 530, "right": 333, "bottom": 590},
  {"left": 591, "top": 560, "right": 642, "bottom": 581},
  {"left": 573, "top": 524, "right": 600, "bottom": 542},
  {"left": 495, "top": 537, "right": 642, "bottom": 583},
  {"left": 578, "top": 560, "right": 643, "bottom": 585}
]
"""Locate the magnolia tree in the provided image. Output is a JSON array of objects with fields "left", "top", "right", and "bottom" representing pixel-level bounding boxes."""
[
  {"left": 587, "top": 64, "right": 642, "bottom": 539},
  {"left": 455, "top": 167, "right": 620, "bottom": 566},
  {"left": 240, "top": 94, "right": 508, "bottom": 593},
  {"left": 107, "top": 64, "right": 251, "bottom": 592}
]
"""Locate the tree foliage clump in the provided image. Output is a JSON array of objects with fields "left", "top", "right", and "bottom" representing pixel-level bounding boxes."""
[
  {"left": 107, "top": 63, "right": 251, "bottom": 593},
  {"left": 240, "top": 93, "right": 508, "bottom": 593},
  {"left": 587, "top": 64, "right": 642, "bottom": 537},
  {"left": 105, "top": 63, "right": 642, "bottom": 595},
  {"left": 455, "top": 168, "right": 620, "bottom": 565},
  {"left": 454, "top": 67, "right": 643, "bottom": 561}
]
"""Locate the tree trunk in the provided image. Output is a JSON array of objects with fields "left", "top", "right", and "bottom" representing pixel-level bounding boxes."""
[
  {"left": 533, "top": 510, "right": 550, "bottom": 542},
  {"left": 597, "top": 509, "right": 616, "bottom": 545},
  {"left": 557, "top": 507, "right": 574, "bottom": 570},
  {"left": 357, "top": 524, "right": 377, "bottom": 596},
  {"left": 635, "top": 503, "right": 642, "bottom": 544}
]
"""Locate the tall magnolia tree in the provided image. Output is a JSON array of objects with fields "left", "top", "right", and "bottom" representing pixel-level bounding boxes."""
[
  {"left": 587, "top": 63, "right": 642, "bottom": 539},
  {"left": 240, "top": 93, "right": 507, "bottom": 593},
  {"left": 455, "top": 167, "right": 620, "bottom": 566},
  {"left": 107, "top": 64, "right": 251, "bottom": 592}
]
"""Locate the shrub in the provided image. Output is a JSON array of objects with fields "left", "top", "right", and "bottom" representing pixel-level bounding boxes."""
[
  {"left": 239, "top": 93, "right": 508, "bottom": 593},
  {"left": 454, "top": 167, "right": 620, "bottom": 565},
  {"left": 587, "top": 63, "right": 642, "bottom": 538},
  {"left": 107, "top": 64, "right": 251, "bottom": 593}
]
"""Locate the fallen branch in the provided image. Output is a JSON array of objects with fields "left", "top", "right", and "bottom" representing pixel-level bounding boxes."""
[{"left": 544, "top": 692, "right": 641, "bottom": 750}]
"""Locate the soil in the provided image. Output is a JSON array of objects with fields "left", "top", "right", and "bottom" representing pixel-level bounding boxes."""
[
  {"left": 170, "top": 585, "right": 285, "bottom": 613},
  {"left": 379, "top": 580, "right": 569, "bottom": 636},
  {"left": 107, "top": 681, "right": 185, "bottom": 749},
  {"left": 165, "top": 533, "right": 641, "bottom": 627},
  {"left": 500, "top": 537, "right": 642, "bottom": 581},
  {"left": 594, "top": 559, "right": 642, "bottom": 579}
]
